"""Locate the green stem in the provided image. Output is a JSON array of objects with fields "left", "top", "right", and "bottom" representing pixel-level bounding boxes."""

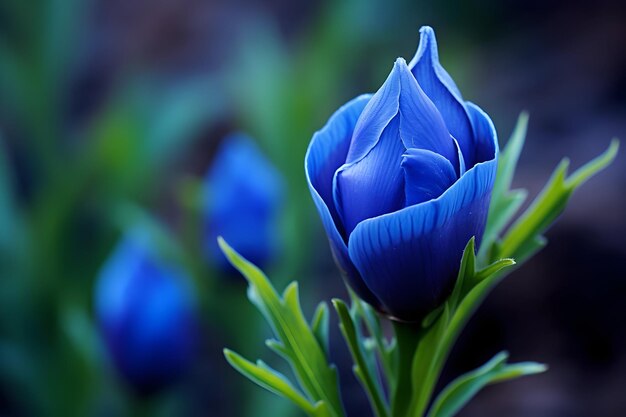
[{"left": 391, "top": 321, "right": 422, "bottom": 417}]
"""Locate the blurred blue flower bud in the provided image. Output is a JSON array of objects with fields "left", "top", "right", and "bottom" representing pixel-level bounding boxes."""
[
  {"left": 203, "top": 134, "right": 284, "bottom": 270},
  {"left": 94, "top": 229, "right": 199, "bottom": 393},
  {"left": 305, "top": 27, "right": 498, "bottom": 321}
]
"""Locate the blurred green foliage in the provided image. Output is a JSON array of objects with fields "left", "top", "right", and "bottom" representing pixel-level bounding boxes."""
[
  {"left": 0, "top": 1, "right": 223, "bottom": 415},
  {"left": 0, "top": 0, "right": 546, "bottom": 416}
]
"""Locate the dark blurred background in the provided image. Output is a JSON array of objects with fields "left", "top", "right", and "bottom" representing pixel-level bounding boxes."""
[{"left": 0, "top": 0, "right": 625, "bottom": 416}]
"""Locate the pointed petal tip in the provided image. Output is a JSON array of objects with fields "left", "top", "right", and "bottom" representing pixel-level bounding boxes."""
[
  {"left": 391, "top": 58, "right": 411, "bottom": 79},
  {"left": 394, "top": 57, "right": 416, "bottom": 81},
  {"left": 418, "top": 26, "right": 438, "bottom": 54},
  {"left": 419, "top": 25, "right": 436, "bottom": 37},
  {"left": 394, "top": 57, "right": 408, "bottom": 67}
]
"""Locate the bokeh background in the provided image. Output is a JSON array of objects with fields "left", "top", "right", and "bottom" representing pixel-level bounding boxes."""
[{"left": 1, "top": 0, "right": 625, "bottom": 416}]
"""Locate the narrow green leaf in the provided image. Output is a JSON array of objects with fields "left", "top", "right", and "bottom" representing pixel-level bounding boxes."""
[
  {"left": 494, "top": 115, "right": 527, "bottom": 212},
  {"left": 480, "top": 189, "right": 527, "bottom": 262},
  {"left": 421, "top": 305, "right": 446, "bottom": 332},
  {"left": 510, "top": 235, "right": 547, "bottom": 265},
  {"left": 448, "top": 238, "right": 476, "bottom": 310},
  {"left": 265, "top": 339, "right": 290, "bottom": 360},
  {"left": 310, "top": 401, "right": 334, "bottom": 417},
  {"left": 427, "top": 352, "right": 546, "bottom": 417},
  {"left": 444, "top": 256, "right": 517, "bottom": 356},
  {"left": 488, "top": 362, "right": 548, "bottom": 383},
  {"left": 473, "top": 258, "right": 515, "bottom": 283},
  {"left": 351, "top": 293, "right": 395, "bottom": 382},
  {"left": 566, "top": 139, "right": 619, "bottom": 188},
  {"left": 480, "top": 113, "right": 529, "bottom": 262},
  {"left": 333, "top": 299, "right": 389, "bottom": 417},
  {"left": 282, "top": 282, "right": 303, "bottom": 319},
  {"left": 312, "top": 302, "right": 330, "bottom": 355},
  {"left": 499, "top": 140, "right": 618, "bottom": 260},
  {"left": 499, "top": 158, "right": 569, "bottom": 258},
  {"left": 224, "top": 349, "right": 317, "bottom": 415},
  {"left": 497, "top": 112, "right": 529, "bottom": 193},
  {"left": 219, "top": 238, "right": 344, "bottom": 417}
]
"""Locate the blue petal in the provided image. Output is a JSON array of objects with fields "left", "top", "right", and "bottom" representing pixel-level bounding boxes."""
[
  {"left": 396, "top": 59, "right": 458, "bottom": 166},
  {"left": 402, "top": 148, "right": 457, "bottom": 206},
  {"left": 333, "top": 61, "right": 406, "bottom": 236},
  {"left": 465, "top": 102, "right": 498, "bottom": 165},
  {"left": 345, "top": 62, "right": 402, "bottom": 164},
  {"left": 305, "top": 94, "right": 382, "bottom": 308},
  {"left": 347, "top": 157, "right": 498, "bottom": 321},
  {"left": 306, "top": 95, "right": 371, "bottom": 229},
  {"left": 334, "top": 59, "right": 459, "bottom": 235},
  {"left": 408, "top": 26, "right": 474, "bottom": 168},
  {"left": 334, "top": 116, "right": 405, "bottom": 235},
  {"left": 204, "top": 134, "right": 284, "bottom": 269}
]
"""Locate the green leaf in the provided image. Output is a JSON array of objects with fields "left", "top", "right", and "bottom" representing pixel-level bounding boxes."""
[
  {"left": 442, "top": 258, "right": 517, "bottom": 362},
  {"left": 427, "top": 352, "right": 546, "bottom": 417},
  {"left": 333, "top": 299, "right": 389, "bottom": 417},
  {"left": 499, "top": 139, "right": 619, "bottom": 261},
  {"left": 497, "top": 113, "right": 529, "bottom": 193},
  {"left": 566, "top": 139, "right": 620, "bottom": 188},
  {"left": 473, "top": 258, "right": 516, "bottom": 284},
  {"left": 311, "top": 302, "right": 330, "bottom": 355},
  {"left": 224, "top": 349, "right": 318, "bottom": 416},
  {"left": 352, "top": 295, "right": 395, "bottom": 382},
  {"left": 479, "top": 113, "right": 529, "bottom": 263},
  {"left": 447, "top": 238, "right": 476, "bottom": 310},
  {"left": 219, "top": 238, "right": 344, "bottom": 417},
  {"left": 265, "top": 339, "right": 290, "bottom": 360}
]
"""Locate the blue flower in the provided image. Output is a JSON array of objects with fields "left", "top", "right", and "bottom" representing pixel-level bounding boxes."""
[
  {"left": 204, "top": 134, "right": 284, "bottom": 270},
  {"left": 305, "top": 27, "right": 498, "bottom": 321},
  {"left": 94, "top": 230, "right": 199, "bottom": 393}
]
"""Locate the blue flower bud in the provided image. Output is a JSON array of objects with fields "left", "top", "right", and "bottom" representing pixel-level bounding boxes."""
[
  {"left": 94, "top": 230, "right": 199, "bottom": 393},
  {"left": 203, "top": 134, "right": 284, "bottom": 270},
  {"left": 305, "top": 27, "right": 498, "bottom": 321}
]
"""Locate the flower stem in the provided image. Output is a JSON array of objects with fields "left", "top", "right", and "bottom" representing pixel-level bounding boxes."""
[{"left": 390, "top": 321, "right": 422, "bottom": 417}]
